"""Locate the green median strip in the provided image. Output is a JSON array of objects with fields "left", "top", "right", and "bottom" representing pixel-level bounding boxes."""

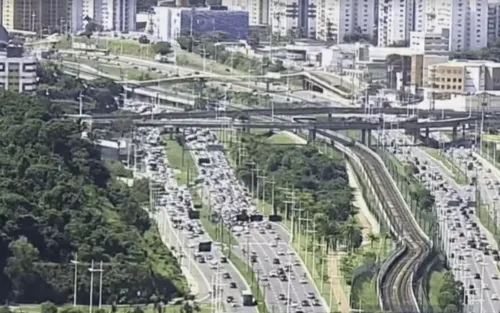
[
  {"left": 423, "top": 148, "right": 468, "bottom": 185},
  {"left": 164, "top": 136, "right": 269, "bottom": 313}
]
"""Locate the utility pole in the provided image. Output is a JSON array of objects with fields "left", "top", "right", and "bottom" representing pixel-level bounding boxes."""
[
  {"left": 257, "top": 174, "right": 267, "bottom": 212},
  {"left": 71, "top": 253, "right": 80, "bottom": 306},
  {"left": 251, "top": 167, "right": 260, "bottom": 200},
  {"left": 98, "top": 261, "right": 104, "bottom": 308},
  {"left": 300, "top": 211, "right": 314, "bottom": 266}
]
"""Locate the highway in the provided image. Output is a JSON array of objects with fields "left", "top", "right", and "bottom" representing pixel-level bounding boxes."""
[
  {"left": 88, "top": 117, "right": 478, "bottom": 132},
  {"left": 141, "top": 127, "right": 257, "bottom": 313},
  {"left": 59, "top": 49, "right": 359, "bottom": 96},
  {"left": 90, "top": 107, "right": 478, "bottom": 120},
  {"left": 381, "top": 129, "right": 500, "bottom": 313},
  {"left": 181, "top": 128, "right": 328, "bottom": 313}
]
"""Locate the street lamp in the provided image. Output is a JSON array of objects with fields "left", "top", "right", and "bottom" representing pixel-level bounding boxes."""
[{"left": 70, "top": 253, "right": 80, "bottom": 306}]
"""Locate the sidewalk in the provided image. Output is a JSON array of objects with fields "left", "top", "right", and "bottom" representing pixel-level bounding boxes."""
[{"left": 328, "top": 252, "right": 351, "bottom": 313}]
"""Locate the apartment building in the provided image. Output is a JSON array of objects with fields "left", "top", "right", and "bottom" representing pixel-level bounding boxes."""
[
  {"left": 378, "top": 0, "right": 414, "bottom": 47},
  {"left": 269, "top": 0, "right": 316, "bottom": 38},
  {"left": 71, "top": 0, "right": 136, "bottom": 32},
  {"left": 221, "top": 0, "right": 268, "bottom": 25},
  {"left": 488, "top": 1, "right": 500, "bottom": 44},
  {"left": 315, "top": 0, "right": 377, "bottom": 44},
  {"left": 3, "top": 0, "right": 70, "bottom": 33}
]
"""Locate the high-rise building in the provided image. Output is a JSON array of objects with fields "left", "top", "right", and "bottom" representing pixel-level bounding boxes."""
[
  {"left": 488, "top": 1, "right": 500, "bottom": 44},
  {"left": 71, "top": 0, "right": 136, "bottom": 32},
  {"left": 221, "top": 0, "right": 269, "bottom": 25},
  {"left": 379, "top": 0, "right": 488, "bottom": 51},
  {"left": 316, "top": 0, "right": 377, "bottom": 43},
  {"left": 3, "top": 0, "right": 70, "bottom": 33},
  {"left": 377, "top": 0, "right": 415, "bottom": 47},
  {"left": 269, "top": 0, "right": 316, "bottom": 38}
]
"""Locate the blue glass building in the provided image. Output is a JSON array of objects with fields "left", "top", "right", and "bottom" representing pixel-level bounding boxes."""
[{"left": 180, "top": 8, "right": 249, "bottom": 41}]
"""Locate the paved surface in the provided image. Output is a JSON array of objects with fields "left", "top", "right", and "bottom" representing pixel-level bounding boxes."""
[
  {"left": 139, "top": 127, "right": 257, "bottom": 313},
  {"left": 379, "top": 129, "right": 500, "bottom": 313},
  {"left": 183, "top": 128, "right": 328, "bottom": 313}
]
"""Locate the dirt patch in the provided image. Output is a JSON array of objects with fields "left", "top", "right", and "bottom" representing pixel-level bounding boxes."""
[{"left": 328, "top": 252, "right": 350, "bottom": 313}]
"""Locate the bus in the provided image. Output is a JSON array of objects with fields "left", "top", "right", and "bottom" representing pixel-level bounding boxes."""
[{"left": 241, "top": 290, "right": 254, "bottom": 306}]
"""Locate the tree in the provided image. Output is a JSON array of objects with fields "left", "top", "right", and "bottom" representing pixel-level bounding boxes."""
[
  {"left": 367, "top": 232, "right": 379, "bottom": 248},
  {"left": 152, "top": 42, "right": 172, "bottom": 55},
  {"left": 41, "top": 302, "right": 58, "bottom": 313},
  {"left": 340, "top": 217, "right": 362, "bottom": 251},
  {"left": 138, "top": 35, "right": 150, "bottom": 44}
]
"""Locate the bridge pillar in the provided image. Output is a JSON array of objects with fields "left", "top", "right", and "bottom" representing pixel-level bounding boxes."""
[
  {"left": 425, "top": 127, "right": 430, "bottom": 139},
  {"left": 462, "top": 124, "right": 466, "bottom": 138},
  {"left": 308, "top": 128, "right": 316, "bottom": 144},
  {"left": 361, "top": 129, "right": 367, "bottom": 144},
  {"left": 266, "top": 81, "right": 270, "bottom": 92},
  {"left": 169, "top": 128, "right": 174, "bottom": 140},
  {"left": 452, "top": 126, "right": 458, "bottom": 141},
  {"left": 328, "top": 113, "right": 332, "bottom": 122},
  {"left": 413, "top": 130, "right": 419, "bottom": 143},
  {"left": 367, "top": 130, "right": 372, "bottom": 147}
]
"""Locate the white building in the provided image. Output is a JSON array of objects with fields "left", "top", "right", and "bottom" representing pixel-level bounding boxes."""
[
  {"left": 316, "top": 0, "right": 377, "bottom": 44},
  {"left": 269, "top": 0, "right": 316, "bottom": 38},
  {"left": 71, "top": 0, "right": 136, "bottom": 33},
  {"left": 488, "top": 2, "right": 500, "bottom": 44},
  {"left": 409, "top": 31, "right": 449, "bottom": 55},
  {"left": 378, "top": 0, "right": 415, "bottom": 47},
  {"left": 221, "top": 0, "right": 269, "bottom": 25},
  {"left": 412, "top": 0, "right": 488, "bottom": 51}
]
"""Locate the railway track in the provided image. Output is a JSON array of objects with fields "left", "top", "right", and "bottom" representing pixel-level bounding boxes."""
[
  {"left": 318, "top": 130, "right": 430, "bottom": 312},
  {"left": 205, "top": 108, "right": 430, "bottom": 311}
]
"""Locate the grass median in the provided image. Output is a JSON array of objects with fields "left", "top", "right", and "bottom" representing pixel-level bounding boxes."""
[
  {"left": 164, "top": 136, "right": 269, "bottom": 313},
  {"left": 423, "top": 148, "right": 468, "bottom": 185}
]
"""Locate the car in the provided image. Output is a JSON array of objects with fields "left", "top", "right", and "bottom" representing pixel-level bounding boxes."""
[
  {"left": 227, "top": 296, "right": 234, "bottom": 303},
  {"left": 475, "top": 273, "right": 481, "bottom": 279},
  {"left": 307, "top": 292, "right": 315, "bottom": 299},
  {"left": 290, "top": 301, "right": 298, "bottom": 308},
  {"left": 229, "top": 282, "right": 237, "bottom": 288},
  {"left": 312, "top": 299, "right": 321, "bottom": 306},
  {"left": 273, "top": 258, "right": 281, "bottom": 264},
  {"left": 278, "top": 294, "right": 286, "bottom": 301},
  {"left": 299, "top": 278, "right": 307, "bottom": 284},
  {"left": 260, "top": 275, "right": 269, "bottom": 281},
  {"left": 301, "top": 300, "right": 310, "bottom": 307},
  {"left": 269, "top": 270, "right": 278, "bottom": 278},
  {"left": 280, "top": 275, "right": 288, "bottom": 282},
  {"left": 493, "top": 274, "right": 498, "bottom": 280},
  {"left": 223, "top": 272, "right": 231, "bottom": 279},
  {"left": 493, "top": 294, "right": 499, "bottom": 301}
]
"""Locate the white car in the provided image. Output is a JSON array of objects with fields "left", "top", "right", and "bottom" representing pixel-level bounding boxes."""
[
  {"left": 269, "top": 270, "right": 278, "bottom": 278},
  {"left": 492, "top": 274, "right": 498, "bottom": 280},
  {"left": 299, "top": 278, "right": 308, "bottom": 284},
  {"left": 277, "top": 250, "right": 285, "bottom": 256},
  {"left": 492, "top": 294, "right": 499, "bottom": 301}
]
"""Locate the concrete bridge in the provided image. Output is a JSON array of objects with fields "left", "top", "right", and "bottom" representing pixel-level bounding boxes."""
[{"left": 90, "top": 106, "right": 480, "bottom": 121}]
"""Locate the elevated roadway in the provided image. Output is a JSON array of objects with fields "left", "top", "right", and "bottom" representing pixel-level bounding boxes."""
[
  {"left": 59, "top": 49, "right": 362, "bottom": 96},
  {"left": 87, "top": 117, "right": 478, "bottom": 131},
  {"left": 91, "top": 107, "right": 480, "bottom": 120}
]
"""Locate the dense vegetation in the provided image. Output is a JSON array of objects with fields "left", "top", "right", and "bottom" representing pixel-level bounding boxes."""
[
  {"left": 434, "top": 271, "right": 463, "bottom": 313},
  {"left": 0, "top": 91, "right": 187, "bottom": 304},
  {"left": 451, "top": 40, "right": 500, "bottom": 62},
  {"left": 37, "top": 63, "right": 123, "bottom": 114},
  {"left": 229, "top": 133, "right": 362, "bottom": 250}
]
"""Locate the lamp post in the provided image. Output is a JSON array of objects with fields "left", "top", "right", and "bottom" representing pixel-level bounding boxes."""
[{"left": 71, "top": 253, "right": 80, "bottom": 306}]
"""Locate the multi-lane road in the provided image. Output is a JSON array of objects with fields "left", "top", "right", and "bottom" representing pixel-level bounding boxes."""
[
  {"left": 140, "top": 127, "right": 258, "bottom": 313},
  {"left": 381, "top": 129, "right": 500, "bottom": 313},
  {"left": 181, "top": 128, "right": 328, "bottom": 313}
]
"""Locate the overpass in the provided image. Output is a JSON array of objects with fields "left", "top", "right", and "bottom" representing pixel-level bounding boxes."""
[
  {"left": 85, "top": 116, "right": 476, "bottom": 132},
  {"left": 90, "top": 106, "right": 480, "bottom": 121},
  {"left": 59, "top": 49, "right": 361, "bottom": 97}
]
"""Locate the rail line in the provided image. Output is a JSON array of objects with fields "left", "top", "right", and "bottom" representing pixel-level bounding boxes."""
[
  {"left": 245, "top": 111, "right": 430, "bottom": 311},
  {"left": 317, "top": 130, "right": 430, "bottom": 312}
]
